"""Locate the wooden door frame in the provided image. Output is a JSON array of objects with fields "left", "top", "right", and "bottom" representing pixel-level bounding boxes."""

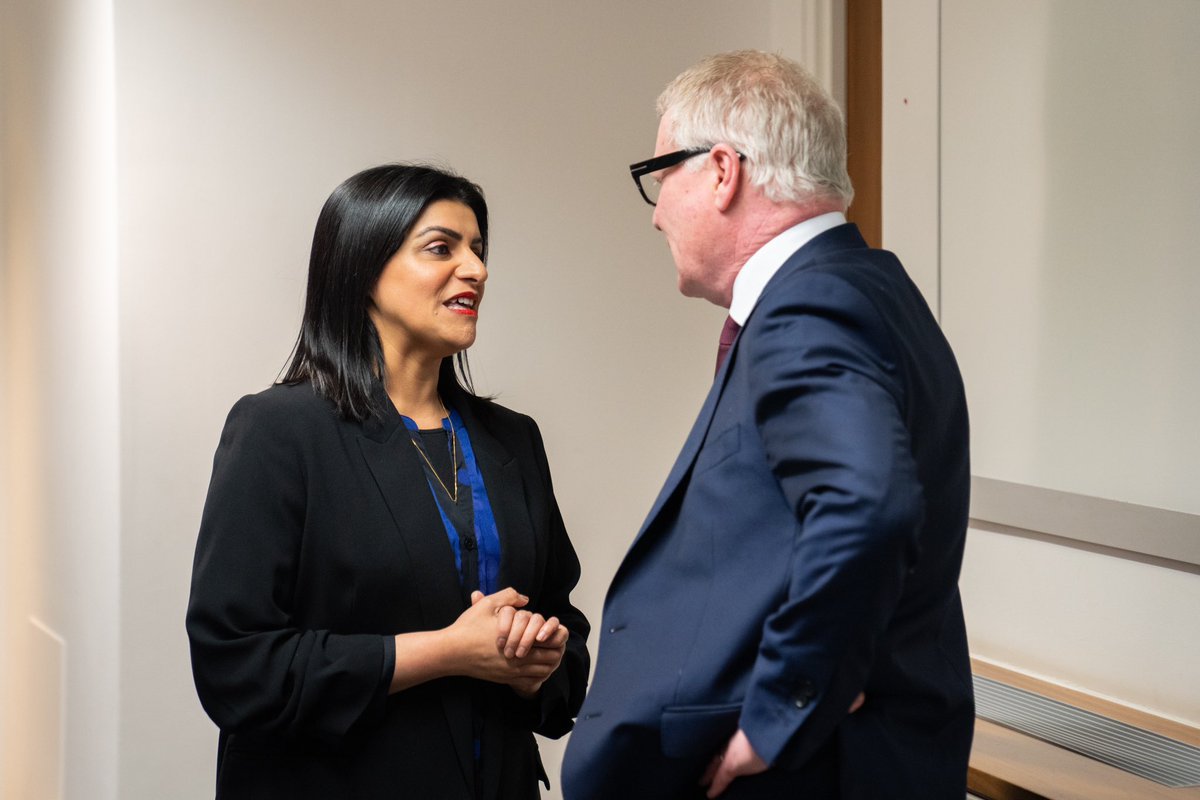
[{"left": 845, "top": 0, "right": 882, "bottom": 249}]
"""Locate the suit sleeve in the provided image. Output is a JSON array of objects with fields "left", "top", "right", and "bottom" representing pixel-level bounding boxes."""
[
  {"left": 186, "top": 394, "right": 391, "bottom": 745},
  {"left": 738, "top": 273, "right": 923, "bottom": 768},
  {"left": 506, "top": 417, "right": 591, "bottom": 739}
]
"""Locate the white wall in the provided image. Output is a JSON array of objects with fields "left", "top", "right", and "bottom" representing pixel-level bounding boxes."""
[
  {"left": 883, "top": 0, "right": 1200, "bottom": 726},
  {"left": 0, "top": 1, "right": 120, "bottom": 798},
  {"left": 0, "top": 2, "right": 852, "bottom": 798}
]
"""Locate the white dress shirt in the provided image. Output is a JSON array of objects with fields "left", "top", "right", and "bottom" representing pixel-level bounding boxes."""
[{"left": 728, "top": 212, "right": 847, "bottom": 326}]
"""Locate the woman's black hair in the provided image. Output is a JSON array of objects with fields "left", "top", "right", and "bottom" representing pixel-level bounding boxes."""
[{"left": 280, "top": 163, "right": 489, "bottom": 421}]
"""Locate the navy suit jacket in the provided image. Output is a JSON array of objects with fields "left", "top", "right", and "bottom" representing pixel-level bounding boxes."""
[{"left": 562, "top": 224, "right": 973, "bottom": 799}]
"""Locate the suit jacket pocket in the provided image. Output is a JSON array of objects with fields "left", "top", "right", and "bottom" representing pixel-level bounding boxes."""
[{"left": 660, "top": 701, "right": 742, "bottom": 759}]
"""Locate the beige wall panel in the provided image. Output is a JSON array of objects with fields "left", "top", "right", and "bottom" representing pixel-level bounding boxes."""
[{"left": 884, "top": 0, "right": 1200, "bottom": 726}]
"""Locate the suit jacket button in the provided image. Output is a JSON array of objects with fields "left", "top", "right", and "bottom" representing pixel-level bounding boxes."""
[{"left": 792, "top": 681, "right": 817, "bottom": 709}]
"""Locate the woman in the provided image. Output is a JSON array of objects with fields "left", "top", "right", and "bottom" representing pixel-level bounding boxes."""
[{"left": 186, "top": 164, "right": 590, "bottom": 799}]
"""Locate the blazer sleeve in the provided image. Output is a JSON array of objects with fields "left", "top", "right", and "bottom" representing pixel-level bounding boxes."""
[
  {"left": 737, "top": 272, "right": 923, "bottom": 768},
  {"left": 503, "top": 416, "right": 591, "bottom": 739},
  {"left": 186, "top": 393, "right": 392, "bottom": 745}
]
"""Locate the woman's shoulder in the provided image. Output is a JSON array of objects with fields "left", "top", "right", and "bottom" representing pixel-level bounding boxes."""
[
  {"left": 459, "top": 394, "right": 537, "bottom": 435},
  {"left": 222, "top": 381, "right": 342, "bottom": 439},
  {"left": 229, "top": 380, "right": 329, "bottom": 414},
  {"left": 458, "top": 395, "right": 553, "bottom": 472}
]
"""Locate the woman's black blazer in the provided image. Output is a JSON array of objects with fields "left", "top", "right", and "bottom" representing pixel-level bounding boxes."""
[{"left": 186, "top": 381, "right": 590, "bottom": 799}]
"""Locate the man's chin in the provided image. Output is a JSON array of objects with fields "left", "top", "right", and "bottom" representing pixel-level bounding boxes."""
[
  {"left": 676, "top": 273, "right": 702, "bottom": 299},
  {"left": 677, "top": 275, "right": 726, "bottom": 307}
]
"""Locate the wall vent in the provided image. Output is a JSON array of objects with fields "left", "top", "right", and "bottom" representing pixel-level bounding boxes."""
[{"left": 974, "top": 675, "right": 1200, "bottom": 787}]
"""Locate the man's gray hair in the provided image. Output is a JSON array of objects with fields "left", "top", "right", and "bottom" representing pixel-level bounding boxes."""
[{"left": 657, "top": 50, "right": 854, "bottom": 207}]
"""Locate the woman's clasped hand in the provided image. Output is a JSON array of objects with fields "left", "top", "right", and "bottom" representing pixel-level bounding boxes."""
[{"left": 462, "top": 588, "right": 570, "bottom": 698}]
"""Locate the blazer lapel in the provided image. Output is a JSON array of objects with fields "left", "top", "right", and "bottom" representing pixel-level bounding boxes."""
[
  {"left": 456, "top": 399, "right": 535, "bottom": 595},
  {"left": 454, "top": 399, "right": 536, "bottom": 800},
  {"left": 357, "top": 398, "right": 476, "bottom": 793},
  {"left": 357, "top": 410, "right": 465, "bottom": 625}
]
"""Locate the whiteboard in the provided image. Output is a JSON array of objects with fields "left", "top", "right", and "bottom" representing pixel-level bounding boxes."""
[{"left": 938, "top": 0, "right": 1200, "bottom": 518}]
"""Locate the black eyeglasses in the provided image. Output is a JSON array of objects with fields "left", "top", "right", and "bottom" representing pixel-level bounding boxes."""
[{"left": 628, "top": 147, "right": 746, "bottom": 206}]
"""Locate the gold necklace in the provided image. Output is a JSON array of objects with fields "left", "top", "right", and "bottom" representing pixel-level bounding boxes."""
[{"left": 409, "top": 400, "right": 458, "bottom": 502}]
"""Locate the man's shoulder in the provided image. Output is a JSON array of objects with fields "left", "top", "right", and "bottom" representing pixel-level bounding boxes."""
[
  {"left": 767, "top": 231, "right": 912, "bottom": 309},
  {"left": 759, "top": 254, "right": 888, "bottom": 312}
]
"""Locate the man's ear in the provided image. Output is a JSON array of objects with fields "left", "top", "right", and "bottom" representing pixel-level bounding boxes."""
[{"left": 710, "top": 144, "right": 743, "bottom": 212}]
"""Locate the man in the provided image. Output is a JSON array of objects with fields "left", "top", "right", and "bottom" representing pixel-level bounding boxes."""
[{"left": 561, "top": 51, "right": 973, "bottom": 799}]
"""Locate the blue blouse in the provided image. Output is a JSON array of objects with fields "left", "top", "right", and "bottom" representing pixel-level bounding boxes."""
[{"left": 400, "top": 407, "right": 501, "bottom": 596}]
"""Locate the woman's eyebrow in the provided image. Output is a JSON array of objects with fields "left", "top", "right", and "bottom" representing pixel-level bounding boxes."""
[{"left": 414, "top": 225, "right": 463, "bottom": 240}]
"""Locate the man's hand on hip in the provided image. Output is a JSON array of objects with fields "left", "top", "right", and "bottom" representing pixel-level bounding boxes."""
[
  {"left": 700, "top": 729, "right": 767, "bottom": 798},
  {"left": 699, "top": 692, "right": 866, "bottom": 796}
]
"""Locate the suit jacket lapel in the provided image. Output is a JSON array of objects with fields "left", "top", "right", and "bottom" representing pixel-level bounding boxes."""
[
  {"left": 358, "top": 404, "right": 465, "bottom": 624},
  {"left": 630, "top": 223, "right": 869, "bottom": 549},
  {"left": 456, "top": 399, "right": 535, "bottom": 594},
  {"left": 357, "top": 397, "right": 476, "bottom": 793},
  {"left": 454, "top": 398, "right": 536, "bottom": 800}
]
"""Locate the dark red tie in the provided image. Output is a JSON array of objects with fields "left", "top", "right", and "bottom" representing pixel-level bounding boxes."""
[{"left": 716, "top": 316, "right": 741, "bottom": 375}]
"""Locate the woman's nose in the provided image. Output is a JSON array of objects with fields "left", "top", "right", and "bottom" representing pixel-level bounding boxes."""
[{"left": 459, "top": 251, "right": 487, "bottom": 283}]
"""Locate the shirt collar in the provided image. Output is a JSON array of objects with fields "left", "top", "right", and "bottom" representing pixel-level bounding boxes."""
[{"left": 728, "top": 211, "right": 847, "bottom": 325}]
